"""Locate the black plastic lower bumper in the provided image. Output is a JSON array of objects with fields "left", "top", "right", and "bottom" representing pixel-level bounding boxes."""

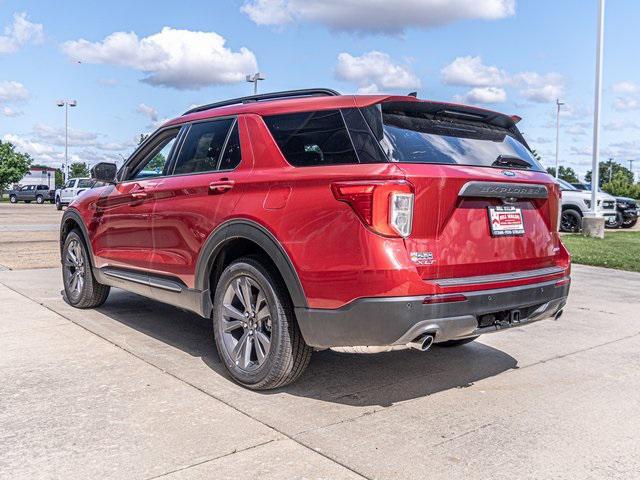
[{"left": 295, "top": 279, "right": 570, "bottom": 348}]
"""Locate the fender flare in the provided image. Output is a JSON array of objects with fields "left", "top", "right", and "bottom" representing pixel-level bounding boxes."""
[
  {"left": 60, "top": 208, "right": 96, "bottom": 265},
  {"left": 194, "top": 219, "right": 308, "bottom": 312}
]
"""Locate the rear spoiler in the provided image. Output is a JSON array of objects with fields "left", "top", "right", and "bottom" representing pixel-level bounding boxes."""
[{"left": 380, "top": 100, "right": 520, "bottom": 130}]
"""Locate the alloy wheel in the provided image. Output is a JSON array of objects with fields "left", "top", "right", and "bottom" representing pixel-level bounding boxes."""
[
  {"left": 63, "top": 239, "right": 86, "bottom": 301},
  {"left": 219, "top": 275, "right": 272, "bottom": 371}
]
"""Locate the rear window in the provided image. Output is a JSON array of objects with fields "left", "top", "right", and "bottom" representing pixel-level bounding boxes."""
[
  {"left": 263, "top": 110, "right": 359, "bottom": 167},
  {"left": 77, "top": 179, "right": 93, "bottom": 188},
  {"left": 365, "top": 105, "right": 542, "bottom": 171}
]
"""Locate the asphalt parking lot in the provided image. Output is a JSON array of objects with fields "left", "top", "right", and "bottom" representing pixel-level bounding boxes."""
[{"left": 1, "top": 202, "right": 640, "bottom": 479}]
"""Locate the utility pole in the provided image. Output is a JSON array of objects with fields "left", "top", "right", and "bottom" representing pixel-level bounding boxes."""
[
  {"left": 584, "top": 0, "right": 606, "bottom": 238},
  {"left": 246, "top": 73, "right": 265, "bottom": 95},
  {"left": 57, "top": 99, "right": 77, "bottom": 182},
  {"left": 630, "top": 159, "right": 635, "bottom": 182},
  {"left": 555, "top": 98, "right": 564, "bottom": 178},
  {"left": 609, "top": 158, "right": 613, "bottom": 183}
]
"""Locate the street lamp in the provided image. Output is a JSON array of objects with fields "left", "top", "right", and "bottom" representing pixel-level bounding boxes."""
[
  {"left": 554, "top": 98, "right": 564, "bottom": 178},
  {"left": 57, "top": 99, "right": 77, "bottom": 182},
  {"left": 584, "top": 0, "right": 606, "bottom": 238},
  {"left": 246, "top": 73, "right": 265, "bottom": 95}
]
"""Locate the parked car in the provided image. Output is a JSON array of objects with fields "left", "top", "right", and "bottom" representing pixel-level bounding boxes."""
[
  {"left": 8, "top": 184, "right": 55, "bottom": 204},
  {"left": 557, "top": 179, "right": 617, "bottom": 231},
  {"left": 55, "top": 177, "right": 96, "bottom": 210},
  {"left": 60, "top": 89, "right": 571, "bottom": 389},
  {"left": 570, "top": 182, "right": 637, "bottom": 229}
]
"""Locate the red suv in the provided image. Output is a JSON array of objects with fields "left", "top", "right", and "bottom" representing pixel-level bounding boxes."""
[{"left": 60, "top": 89, "right": 570, "bottom": 389}]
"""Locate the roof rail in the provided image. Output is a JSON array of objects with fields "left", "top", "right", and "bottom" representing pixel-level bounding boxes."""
[{"left": 183, "top": 88, "right": 340, "bottom": 115}]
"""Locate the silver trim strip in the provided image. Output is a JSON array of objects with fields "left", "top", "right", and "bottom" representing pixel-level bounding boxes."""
[
  {"left": 103, "top": 268, "right": 183, "bottom": 293},
  {"left": 436, "top": 266, "right": 565, "bottom": 287},
  {"left": 459, "top": 181, "right": 549, "bottom": 199}
]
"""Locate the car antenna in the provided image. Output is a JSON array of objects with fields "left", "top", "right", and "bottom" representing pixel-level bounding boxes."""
[{"left": 407, "top": 91, "right": 418, "bottom": 97}]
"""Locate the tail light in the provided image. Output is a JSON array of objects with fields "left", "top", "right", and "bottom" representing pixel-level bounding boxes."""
[{"left": 331, "top": 180, "right": 414, "bottom": 238}]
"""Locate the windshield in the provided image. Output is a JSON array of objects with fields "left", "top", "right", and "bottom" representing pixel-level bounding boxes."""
[
  {"left": 557, "top": 178, "right": 578, "bottom": 191},
  {"left": 363, "top": 106, "right": 542, "bottom": 171}
]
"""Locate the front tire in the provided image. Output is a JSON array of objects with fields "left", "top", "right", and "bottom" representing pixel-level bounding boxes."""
[
  {"left": 62, "top": 230, "right": 110, "bottom": 308},
  {"left": 560, "top": 208, "right": 582, "bottom": 233},
  {"left": 55, "top": 197, "right": 62, "bottom": 210},
  {"left": 212, "top": 256, "right": 312, "bottom": 390},
  {"left": 622, "top": 218, "right": 637, "bottom": 229}
]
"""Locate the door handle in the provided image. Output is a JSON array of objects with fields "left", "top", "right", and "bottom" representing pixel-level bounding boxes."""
[
  {"left": 209, "top": 180, "right": 235, "bottom": 194},
  {"left": 131, "top": 191, "right": 147, "bottom": 199}
]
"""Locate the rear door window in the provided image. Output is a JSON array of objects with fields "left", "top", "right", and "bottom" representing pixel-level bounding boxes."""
[
  {"left": 172, "top": 119, "right": 234, "bottom": 175},
  {"left": 263, "top": 110, "right": 359, "bottom": 166},
  {"left": 77, "top": 179, "right": 93, "bottom": 188}
]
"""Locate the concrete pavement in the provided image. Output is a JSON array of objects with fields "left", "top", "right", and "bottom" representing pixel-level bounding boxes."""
[{"left": 1, "top": 263, "right": 640, "bottom": 479}]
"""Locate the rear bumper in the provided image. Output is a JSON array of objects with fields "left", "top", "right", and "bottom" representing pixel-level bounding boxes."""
[{"left": 295, "top": 278, "right": 570, "bottom": 348}]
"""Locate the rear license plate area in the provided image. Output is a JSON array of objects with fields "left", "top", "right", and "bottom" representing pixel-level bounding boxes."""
[{"left": 488, "top": 205, "right": 525, "bottom": 236}]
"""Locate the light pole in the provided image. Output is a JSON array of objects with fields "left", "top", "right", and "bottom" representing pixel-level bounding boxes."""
[
  {"left": 246, "top": 73, "right": 265, "bottom": 95},
  {"left": 629, "top": 159, "right": 635, "bottom": 182},
  {"left": 554, "top": 98, "right": 564, "bottom": 178},
  {"left": 57, "top": 99, "right": 77, "bottom": 182},
  {"left": 583, "top": 0, "right": 606, "bottom": 238}
]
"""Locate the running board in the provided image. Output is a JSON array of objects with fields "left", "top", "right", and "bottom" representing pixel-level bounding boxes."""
[{"left": 102, "top": 267, "right": 184, "bottom": 292}]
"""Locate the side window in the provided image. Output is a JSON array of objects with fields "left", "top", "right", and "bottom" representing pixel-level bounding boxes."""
[
  {"left": 77, "top": 179, "right": 93, "bottom": 188},
  {"left": 65, "top": 180, "right": 76, "bottom": 188},
  {"left": 172, "top": 119, "right": 234, "bottom": 176},
  {"left": 37, "top": 185, "right": 48, "bottom": 190},
  {"left": 129, "top": 130, "right": 179, "bottom": 180},
  {"left": 263, "top": 110, "right": 358, "bottom": 167},
  {"left": 218, "top": 122, "right": 241, "bottom": 171}
]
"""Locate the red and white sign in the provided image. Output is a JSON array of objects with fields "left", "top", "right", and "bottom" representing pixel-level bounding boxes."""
[{"left": 488, "top": 206, "right": 525, "bottom": 236}]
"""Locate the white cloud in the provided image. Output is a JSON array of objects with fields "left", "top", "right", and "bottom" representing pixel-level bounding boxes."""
[
  {"left": 441, "top": 57, "right": 564, "bottom": 104},
  {"left": 612, "top": 81, "right": 640, "bottom": 94},
  {"left": 335, "top": 51, "right": 420, "bottom": 93},
  {"left": 613, "top": 96, "right": 640, "bottom": 111},
  {"left": 0, "top": 12, "right": 44, "bottom": 54},
  {"left": 441, "top": 56, "right": 507, "bottom": 87},
  {"left": 241, "top": 0, "right": 515, "bottom": 33},
  {"left": 0, "top": 80, "right": 29, "bottom": 103},
  {"left": 136, "top": 103, "right": 158, "bottom": 122},
  {"left": 512, "top": 72, "right": 564, "bottom": 103},
  {"left": 33, "top": 123, "right": 98, "bottom": 147},
  {"left": 62, "top": 27, "right": 258, "bottom": 90},
  {"left": 98, "top": 78, "right": 119, "bottom": 87},
  {"left": 457, "top": 86, "right": 507, "bottom": 104},
  {"left": 2, "top": 106, "right": 22, "bottom": 117}
]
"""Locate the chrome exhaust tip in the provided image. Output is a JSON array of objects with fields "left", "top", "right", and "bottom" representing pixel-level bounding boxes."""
[
  {"left": 554, "top": 309, "right": 564, "bottom": 320},
  {"left": 407, "top": 334, "right": 434, "bottom": 352}
]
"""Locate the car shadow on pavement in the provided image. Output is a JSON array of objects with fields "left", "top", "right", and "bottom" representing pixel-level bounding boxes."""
[{"left": 96, "top": 290, "right": 518, "bottom": 407}]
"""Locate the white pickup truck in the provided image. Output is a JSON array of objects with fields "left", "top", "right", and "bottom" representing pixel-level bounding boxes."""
[
  {"left": 557, "top": 178, "right": 617, "bottom": 232},
  {"left": 55, "top": 178, "right": 96, "bottom": 210}
]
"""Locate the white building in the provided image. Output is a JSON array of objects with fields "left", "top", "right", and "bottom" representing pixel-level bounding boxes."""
[{"left": 15, "top": 167, "right": 58, "bottom": 189}]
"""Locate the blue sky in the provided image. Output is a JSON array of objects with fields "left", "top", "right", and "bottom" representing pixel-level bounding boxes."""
[{"left": 1, "top": 0, "right": 639, "bottom": 178}]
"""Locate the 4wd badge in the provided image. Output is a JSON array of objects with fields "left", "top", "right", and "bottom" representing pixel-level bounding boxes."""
[{"left": 411, "top": 251, "right": 435, "bottom": 265}]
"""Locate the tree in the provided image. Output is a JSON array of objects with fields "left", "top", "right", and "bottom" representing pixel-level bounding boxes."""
[
  {"left": 54, "top": 169, "right": 64, "bottom": 187},
  {"left": 585, "top": 160, "right": 633, "bottom": 186},
  {"left": 69, "top": 162, "right": 89, "bottom": 178},
  {"left": 601, "top": 171, "right": 640, "bottom": 199},
  {"left": 546, "top": 166, "right": 579, "bottom": 183},
  {"left": 0, "top": 141, "right": 32, "bottom": 192}
]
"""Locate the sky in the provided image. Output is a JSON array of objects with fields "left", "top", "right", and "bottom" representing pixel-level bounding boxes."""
[{"left": 1, "top": 0, "right": 639, "bottom": 179}]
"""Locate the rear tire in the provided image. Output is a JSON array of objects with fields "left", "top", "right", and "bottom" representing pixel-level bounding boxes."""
[
  {"left": 36, "top": 195, "right": 44, "bottom": 204},
  {"left": 55, "top": 197, "right": 62, "bottom": 210},
  {"left": 9, "top": 195, "right": 17, "bottom": 204},
  {"left": 560, "top": 208, "right": 582, "bottom": 233},
  {"left": 62, "top": 230, "right": 110, "bottom": 308},
  {"left": 436, "top": 336, "right": 479, "bottom": 347},
  {"left": 212, "top": 255, "right": 312, "bottom": 390}
]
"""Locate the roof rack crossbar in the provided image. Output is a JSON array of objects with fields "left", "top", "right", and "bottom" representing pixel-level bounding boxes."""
[{"left": 183, "top": 88, "right": 340, "bottom": 115}]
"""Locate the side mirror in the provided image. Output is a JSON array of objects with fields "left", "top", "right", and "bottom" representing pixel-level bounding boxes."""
[{"left": 91, "top": 162, "right": 117, "bottom": 184}]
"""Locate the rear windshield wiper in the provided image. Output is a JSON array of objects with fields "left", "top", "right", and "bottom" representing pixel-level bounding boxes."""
[{"left": 492, "top": 155, "right": 531, "bottom": 169}]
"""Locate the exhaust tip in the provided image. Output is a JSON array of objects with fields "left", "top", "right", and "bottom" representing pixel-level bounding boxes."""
[
  {"left": 408, "top": 334, "right": 434, "bottom": 352},
  {"left": 554, "top": 309, "right": 564, "bottom": 320}
]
